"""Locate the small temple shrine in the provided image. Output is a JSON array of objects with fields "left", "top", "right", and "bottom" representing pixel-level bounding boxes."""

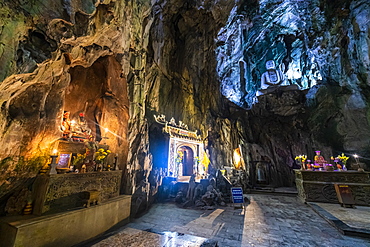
[{"left": 154, "top": 115, "right": 208, "bottom": 180}]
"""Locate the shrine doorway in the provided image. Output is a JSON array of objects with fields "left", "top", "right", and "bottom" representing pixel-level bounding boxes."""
[{"left": 178, "top": 146, "right": 194, "bottom": 176}]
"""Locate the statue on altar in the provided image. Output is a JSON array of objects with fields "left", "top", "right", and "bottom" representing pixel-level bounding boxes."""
[
  {"left": 76, "top": 112, "right": 91, "bottom": 138},
  {"left": 61, "top": 111, "right": 92, "bottom": 141},
  {"left": 61, "top": 111, "right": 72, "bottom": 140},
  {"left": 257, "top": 60, "right": 285, "bottom": 96},
  {"left": 314, "top": 150, "right": 327, "bottom": 167}
]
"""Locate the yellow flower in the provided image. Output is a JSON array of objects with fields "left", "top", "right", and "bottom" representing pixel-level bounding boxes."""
[
  {"left": 301, "top": 155, "right": 307, "bottom": 163},
  {"left": 336, "top": 153, "right": 349, "bottom": 165},
  {"left": 201, "top": 154, "right": 210, "bottom": 166},
  {"left": 337, "top": 153, "right": 349, "bottom": 161},
  {"left": 295, "top": 155, "right": 307, "bottom": 162}
]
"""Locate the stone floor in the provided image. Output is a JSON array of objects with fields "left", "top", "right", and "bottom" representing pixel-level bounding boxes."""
[
  {"left": 314, "top": 202, "right": 370, "bottom": 230},
  {"left": 86, "top": 194, "right": 370, "bottom": 247}
]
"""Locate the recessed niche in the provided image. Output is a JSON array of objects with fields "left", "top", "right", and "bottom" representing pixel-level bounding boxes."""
[{"left": 64, "top": 55, "right": 129, "bottom": 167}]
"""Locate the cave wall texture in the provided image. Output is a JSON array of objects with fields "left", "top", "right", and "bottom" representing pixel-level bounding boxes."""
[{"left": 0, "top": 0, "right": 370, "bottom": 216}]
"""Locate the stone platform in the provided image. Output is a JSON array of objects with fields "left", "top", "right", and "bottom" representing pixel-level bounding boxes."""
[{"left": 0, "top": 195, "right": 131, "bottom": 247}]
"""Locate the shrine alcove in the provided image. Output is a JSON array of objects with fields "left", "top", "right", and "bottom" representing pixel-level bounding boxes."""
[{"left": 64, "top": 55, "right": 129, "bottom": 169}]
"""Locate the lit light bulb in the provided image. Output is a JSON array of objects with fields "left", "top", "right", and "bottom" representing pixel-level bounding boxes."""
[
  {"left": 105, "top": 128, "right": 109, "bottom": 134},
  {"left": 71, "top": 120, "right": 76, "bottom": 126},
  {"left": 353, "top": 154, "right": 360, "bottom": 164},
  {"left": 52, "top": 149, "right": 58, "bottom": 156}
]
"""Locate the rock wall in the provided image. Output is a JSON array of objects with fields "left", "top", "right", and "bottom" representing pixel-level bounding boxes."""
[
  {"left": 0, "top": 0, "right": 142, "bottom": 211},
  {"left": 217, "top": 0, "right": 370, "bottom": 107},
  {"left": 215, "top": 0, "right": 370, "bottom": 185}
]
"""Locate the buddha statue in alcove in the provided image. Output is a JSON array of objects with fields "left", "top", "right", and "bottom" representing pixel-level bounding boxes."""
[
  {"left": 77, "top": 112, "right": 91, "bottom": 138},
  {"left": 257, "top": 60, "right": 285, "bottom": 96}
]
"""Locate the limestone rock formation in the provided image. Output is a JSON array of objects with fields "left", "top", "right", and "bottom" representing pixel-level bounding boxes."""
[
  {"left": 215, "top": 0, "right": 370, "bottom": 184},
  {"left": 0, "top": 0, "right": 136, "bottom": 206}
]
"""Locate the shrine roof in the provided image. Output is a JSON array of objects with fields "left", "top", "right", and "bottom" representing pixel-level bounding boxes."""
[
  {"left": 154, "top": 114, "right": 202, "bottom": 141},
  {"left": 164, "top": 125, "right": 202, "bottom": 141}
]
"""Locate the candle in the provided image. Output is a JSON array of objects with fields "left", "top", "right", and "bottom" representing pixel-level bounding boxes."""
[
  {"left": 104, "top": 128, "right": 109, "bottom": 144},
  {"left": 50, "top": 149, "right": 58, "bottom": 174}
]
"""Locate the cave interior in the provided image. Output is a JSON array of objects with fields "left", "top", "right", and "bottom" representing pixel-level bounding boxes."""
[{"left": 0, "top": 0, "right": 370, "bottom": 245}]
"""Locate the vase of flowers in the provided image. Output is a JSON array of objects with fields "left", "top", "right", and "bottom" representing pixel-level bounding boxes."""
[
  {"left": 72, "top": 153, "right": 86, "bottom": 172},
  {"left": 94, "top": 148, "right": 111, "bottom": 171},
  {"left": 336, "top": 153, "right": 349, "bottom": 170},
  {"left": 295, "top": 155, "right": 307, "bottom": 170}
]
